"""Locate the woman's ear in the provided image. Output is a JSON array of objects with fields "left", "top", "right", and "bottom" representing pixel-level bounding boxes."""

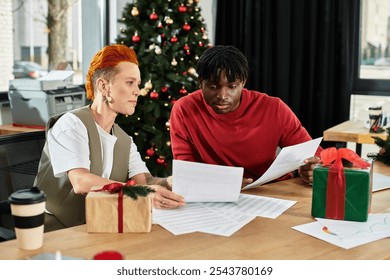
[{"left": 96, "top": 78, "right": 108, "bottom": 93}]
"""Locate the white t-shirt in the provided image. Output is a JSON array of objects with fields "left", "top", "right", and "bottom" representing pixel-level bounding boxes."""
[{"left": 47, "top": 112, "right": 149, "bottom": 179}]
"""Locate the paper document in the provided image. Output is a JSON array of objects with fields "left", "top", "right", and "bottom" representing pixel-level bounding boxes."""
[
  {"left": 153, "top": 194, "right": 296, "bottom": 236},
  {"left": 372, "top": 173, "right": 390, "bottom": 192},
  {"left": 243, "top": 137, "right": 322, "bottom": 189},
  {"left": 292, "top": 213, "right": 390, "bottom": 249},
  {"left": 172, "top": 160, "right": 244, "bottom": 202}
]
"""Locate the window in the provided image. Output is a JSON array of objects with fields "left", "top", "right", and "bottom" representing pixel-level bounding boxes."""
[{"left": 353, "top": 0, "right": 390, "bottom": 95}]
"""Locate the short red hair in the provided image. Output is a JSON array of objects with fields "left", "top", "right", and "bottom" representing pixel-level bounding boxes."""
[{"left": 85, "top": 44, "right": 138, "bottom": 100}]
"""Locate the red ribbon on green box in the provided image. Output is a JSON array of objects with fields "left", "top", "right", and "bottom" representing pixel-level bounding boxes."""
[{"left": 320, "top": 148, "right": 371, "bottom": 220}]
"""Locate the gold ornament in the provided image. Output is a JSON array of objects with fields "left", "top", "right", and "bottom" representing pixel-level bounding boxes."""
[
  {"left": 165, "top": 16, "right": 174, "bottom": 25},
  {"left": 188, "top": 67, "right": 196, "bottom": 75},
  {"left": 140, "top": 88, "right": 149, "bottom": 96},
  {"left": 171, "top": 58, "right": 178, "bottom": 66},
  {"left": 131, "top": 6, "right": 139, "bottom": 17},
  {"left": 144, "top": 80, "right": 153, "bottom": 89}
]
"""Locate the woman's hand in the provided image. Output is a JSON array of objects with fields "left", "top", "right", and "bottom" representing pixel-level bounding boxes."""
[{"left": 149, "top": 184, "right": 185, "bottom": 209}]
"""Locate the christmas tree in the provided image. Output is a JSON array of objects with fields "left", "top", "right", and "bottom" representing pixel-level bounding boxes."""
[{"left": 116, "top": 0, "right": 210, "bottom": 176}]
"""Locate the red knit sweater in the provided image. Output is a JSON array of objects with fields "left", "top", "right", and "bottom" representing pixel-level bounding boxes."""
[{"left": 170, "top": 89, "right": 321, "bottom": 180}]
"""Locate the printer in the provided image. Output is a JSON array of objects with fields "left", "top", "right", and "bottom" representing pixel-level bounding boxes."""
[{"left": 8, "top": 71, "right": 86, "bottom": 127}]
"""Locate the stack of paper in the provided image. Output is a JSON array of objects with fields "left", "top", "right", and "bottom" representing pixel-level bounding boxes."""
[{"left": 153, "top": 194, "right": 296, "bottom": 236}]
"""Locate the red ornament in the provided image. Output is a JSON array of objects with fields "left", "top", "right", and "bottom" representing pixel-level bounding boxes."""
[
  {"left": 156, "top": 157, "right": 166, "bottom": 165},
  {"left": 178, "top": 4, "right": 187, "bottom": 13},
  {"left": 157, "top": 21, "right": 163, "bottom": 28},
  {"left": 170, "top": 99, "right": 177, "bottom": 105},
  {"left": 146, "top": 148, "right": 155, "bottom": 156},
  {"left": 179, "top": 87, "right": 187, "bottom": 95},
  {"left": 170, "top": 36, "right": 178, "bottom": 43},
  {"left": 149, "top": 12, "right": 158, "bottom": 20},
  {"left": 198, "top": 41, "right": 204, "bottom": 47},
  {"left": 132, "top": 34, "right": 140, "bottom": 43},
  {"left": 150, "top": 90, "right": 159, "bottom": 99},
  {"left": 161, "top": 86, "right": 168, "bottom": 93},
  {"left": 182, "top": 23, "right": 191, "bottom": 32},
  {"left": 183, "top": 44, "right": 190, "bottom": 51}
]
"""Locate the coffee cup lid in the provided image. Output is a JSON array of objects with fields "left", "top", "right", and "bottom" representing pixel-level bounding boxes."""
[{"left": 8, "top": 187, "right": 46, "bottom": 205}]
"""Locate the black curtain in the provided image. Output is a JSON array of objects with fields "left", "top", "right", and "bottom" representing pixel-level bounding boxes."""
[{"left": 215, "top": 0, "right": 359, "bottom": 145}]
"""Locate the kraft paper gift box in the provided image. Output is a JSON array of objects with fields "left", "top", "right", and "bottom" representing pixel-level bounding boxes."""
[
  {"left": 311, "top": 147, "right": 373, "bottom": 222},
  {"left": 86, "top": 185, "right": 153, "bottom": 233}
]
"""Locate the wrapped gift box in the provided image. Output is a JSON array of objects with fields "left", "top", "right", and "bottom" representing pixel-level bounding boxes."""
[
  {"left": 86, "top": 186, "right": 152, "bottom": 233},
  {"left": 311, "top": 148, "right": 373, "bottom": 222}
]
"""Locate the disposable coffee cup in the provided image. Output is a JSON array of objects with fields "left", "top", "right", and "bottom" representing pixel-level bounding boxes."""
[{"left": 8, "top": 187, "right": 46, "bottom": 250}]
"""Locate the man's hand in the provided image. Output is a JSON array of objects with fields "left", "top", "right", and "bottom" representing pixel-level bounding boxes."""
[
  {"left": 241, "top": 178, "right": 254, "bottom": 189},
  {"left": 298, "top": 156, "right": 320, "bottom": 184}
]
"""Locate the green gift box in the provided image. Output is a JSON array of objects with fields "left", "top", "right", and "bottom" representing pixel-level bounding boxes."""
[{"left": 312, "top": 163, "right": 372, "bottom": 222}]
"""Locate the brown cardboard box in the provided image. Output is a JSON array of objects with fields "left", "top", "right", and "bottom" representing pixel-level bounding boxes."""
[{"left": 86, "top": 186, "right": 152, "bottom": 233}]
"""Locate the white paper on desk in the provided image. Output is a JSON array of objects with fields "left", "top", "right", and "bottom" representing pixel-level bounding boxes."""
[
  {"left": 153, "top": 204, "right": 255, "bottom": 236},
  {"left": 243, "top": 137, "right": 323, "bottom": 190},
  {"left": 373, "top": 173, "right": 390, "bottom": 192},
  {"left": 172, "top": 160, "right": 243, "bottom": 202},
  {"left": 201, "top": 194, "right": 297, "bottom": 219},
  {"left": 292, "top": 213, "right": 390, "bottom": 249}
]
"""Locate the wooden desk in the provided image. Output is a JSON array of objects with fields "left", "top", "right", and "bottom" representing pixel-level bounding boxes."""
[
  {"left": 0, "top": 124, "right": 44, "bottom": 135},
  {"left": 323, "top": 120, "right": 387, "bottom": 156},
  {"left": 0, "top": 162, "right": 389, "bottom": 260}
]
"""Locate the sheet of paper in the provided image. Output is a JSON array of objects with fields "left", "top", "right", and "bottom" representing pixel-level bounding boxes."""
[
  {"left": 292, "top": 213, "right": 390, "bottom": 249},
  {"left": 201, "top": 194, "right": 296, "bottom": 219},
  {"left": 243, "top": 137, "right": 322, "bottom": 190},
  {"left": 316, "top": 213, "right": 390, "bottom": 239},
  {"left": 153, "top": 204, "right": 255, "bottom": 236},
  {"left": 172, "top": 160, "right": 243, "bottom": 202},
  {"left": 372, "top": 172, "right": 390, "bottom": 192},
  {"left": 39, "top": 70, "right": 74, "bottom": 81},
  {"left": 153, "top": 194, "right": 295, "bottom": 236}
]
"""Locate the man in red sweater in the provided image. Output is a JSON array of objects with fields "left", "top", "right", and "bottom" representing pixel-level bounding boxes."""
[{"left": 170, "top": 45, "right": 321, "bottom": 187}]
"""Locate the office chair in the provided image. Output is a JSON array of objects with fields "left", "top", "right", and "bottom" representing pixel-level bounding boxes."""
[{"left": 0, "top": 130, "right": 45, "bottom": 241}]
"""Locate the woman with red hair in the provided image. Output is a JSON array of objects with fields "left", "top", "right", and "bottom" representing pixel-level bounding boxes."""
[{"left": 35, "top": 44, "right": 185, "bottom": 231}]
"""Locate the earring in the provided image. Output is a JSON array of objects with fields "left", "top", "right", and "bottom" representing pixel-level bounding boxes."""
[{"left": 106, "top": 94, "right": 113, "bottom": 104}]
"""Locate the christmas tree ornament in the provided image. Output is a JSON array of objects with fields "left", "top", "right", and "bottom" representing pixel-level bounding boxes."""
[
  {"left": 146, "top": 148, "right": 155, "bottom": 157},
  {"left": 156, "top": 157, "right": 166, "bottom": 165},
  {"left": 140, "top": 88, "right": 149, "bottom": 96},
  {"left": 179, "top": 86, "right": 187, "bottom": 95},
  {"left": 149, "top": 10, "right": 158, "bottom": 20},
  {"left": 154, "top": 46, "right": 162, "bottom": 55},
  {"left": 178, "top": 4, "right": 187, "bottom": 13},
  {"left": 198, "top": 41, "right": 204, "bottom": 47},
  {"left": 144, "top": 80, "right": 153, "bottom": 89},
  {"left": 188, "top": 67, "right": 196, "bottom": 75},
  {"left": 165, "top": 16, "right": 173, "bottom": 25},
  {"left": 131, "top": 6, "right": 139, "bottom": 16},
  {"left": 183, "top": 44, "right": 190, "bottom": 51},
  {"left": 150, "top": 90, "right": 159, "bottom": 99},
  {"left": 170, "top": 36, "right": 178, "bottom": 43},
  {"left": 161, "top": 86, "right": 168, "bottom": 93},
  {"left": 182, "top": 23, "right": 191, "bottom": 32},
  {"left": 157, "top": 21, "right": 163, "bottom": 28},
  {"left": 188, "top": 0, "right": 193, "bottom": 4},
  {"left": 132, "top": 32, "right": 140, "bottom": 43},
  {"left": 171, "top": 58, "right": 178, "bottom": 66},
  {"left": 166, "top": 141, "right": 171, "bottom": 146}
]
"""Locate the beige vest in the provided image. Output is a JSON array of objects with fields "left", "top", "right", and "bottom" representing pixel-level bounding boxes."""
[{"left": 34, "top": 106, "right": 131, "bottom": 228}]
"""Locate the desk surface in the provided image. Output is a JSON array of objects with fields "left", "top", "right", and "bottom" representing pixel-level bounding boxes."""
[
  {"left": 0, "top": 124, "right": 44, "bottom": 135},
  {"left": 0, "top": 162, "right": 389, "bottom": 260},
  {"left": 323, "top": 120, "right": 387, "bottom": 144}
]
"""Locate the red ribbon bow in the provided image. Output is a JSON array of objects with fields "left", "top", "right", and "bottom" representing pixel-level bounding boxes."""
[
  {"left": 93, "top": 180, "right": 137, "bottom": 233},
  {"left": 319, "top": 148, "right": 371, "bottom": 220}
]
